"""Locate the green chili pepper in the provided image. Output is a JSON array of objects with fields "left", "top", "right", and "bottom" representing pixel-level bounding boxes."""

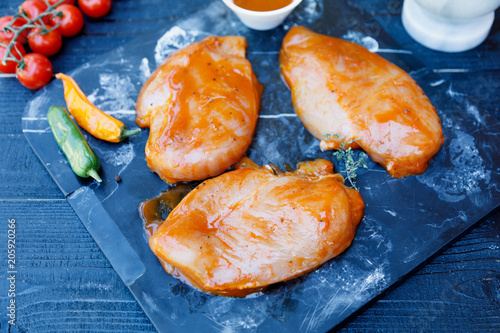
[{"left": 47, "top": 105, "right": 102, "bottom": 182}]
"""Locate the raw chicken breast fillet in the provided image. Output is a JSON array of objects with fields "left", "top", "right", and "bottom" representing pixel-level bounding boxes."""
[
  {"left": 280, "top": 26, "right": 444, "bottom": 178},
  {"left": 136, "top": 36, "right": 262, "bottom": 184},
  {"left": 149, "top": 159, "right": 364, "bottom": 296}
]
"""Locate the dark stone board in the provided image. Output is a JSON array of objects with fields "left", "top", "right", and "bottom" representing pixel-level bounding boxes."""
[{"left": 22, "top": 1, "right": 500, "bottom": 332}]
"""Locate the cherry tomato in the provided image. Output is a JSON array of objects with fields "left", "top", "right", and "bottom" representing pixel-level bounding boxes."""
[
  {"left": 48, "top": 0, "right": 75, "bottom": 5},
  {"left": 78, "top": 0, "right": 111, "bottom": 18},
  {"left": 28, "top": 25, "right": 62, "bottom": 56},
  {"left": 0, "top": 15, "right": 28, "bottom": 44},
  {"left": 20, "top": 0, "right": 49, "bottom": 23},
  {"left": 50, "top": 4, "right": 83, "bottom": 37},
  {"left": 17, "top": 53, "right": 53, "bottom": 90},
  {"left": 0, "top": 40, "right": 26, "bottom": 74}
]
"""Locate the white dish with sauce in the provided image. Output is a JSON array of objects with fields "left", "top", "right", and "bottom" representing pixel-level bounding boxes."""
[{"left": 221, "top": 0, "right": 304, "bottom": 30}]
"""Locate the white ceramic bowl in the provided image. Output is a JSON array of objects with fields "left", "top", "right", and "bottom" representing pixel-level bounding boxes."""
[
  {"left": 221, "top": 0, "right": 304, "bottom": 31},
  {"left": 402, "top": 0, "right": 500, "bottom": 52},
  {"left": 415, "top": 0, "right": 500, "bottom": 19}
]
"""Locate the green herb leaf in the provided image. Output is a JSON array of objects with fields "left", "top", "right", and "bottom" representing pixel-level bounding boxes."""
[{"left": 326, "top": 133, "right": 368, "bottom": 190}]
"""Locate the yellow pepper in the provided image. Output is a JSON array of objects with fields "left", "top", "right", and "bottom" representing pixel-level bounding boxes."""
[{"left": 56, "top": 73, "right": 140, "bottom": 143}]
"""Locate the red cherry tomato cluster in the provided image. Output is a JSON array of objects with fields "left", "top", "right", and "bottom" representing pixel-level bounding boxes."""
[{"left": 0, "top": 0, "right": 112, "bottom": 89}]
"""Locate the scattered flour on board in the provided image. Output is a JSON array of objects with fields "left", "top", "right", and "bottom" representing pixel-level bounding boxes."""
[
  {"left": 299, "top": 215, "right": 391, "bottom": 332},
  {"left": 342, "top": 31, "right": 379, "bottom": 52},
  {"left": 430, "top": 79, "right": 445, "bottom": 87},
  {"left": 204, "top": 297, "right": 267, "bottom": 332},
  {"left": 445, "top": 84, "right": 484, "bottom": 124},
  {"left": 384, "top": 209, "right": 397, "bottom": 217},
  {"left": 301, "top": 0, "right": 323, "bottom": 23},
  {"left": 426, "top": 211, "right": 467, "bottom": 229},
  {"left": 97, "top": 142, "right": 135, "bottom": 168},
  {"left": 417, "top": 131, "right": 491, "bottom": 206},
  {"left": 172, "top": 1, "right": 245, "bottom": 37},
  {"left": 285, "top": 0, "right": 323, "bottom": 28},
  {"left": 301, "top": 266, "right": 386, "bottom": 332},
  {"left": 154, "top": 26, "right": 207, "bottom": 66},
  {"left": 87, "top": 73, "right": 136, "bottom": 112},
  {"left": 465, "top": 102, "right": 483, "bottom": 124},
  {"left": 342, "top": 31, "right": 415, "bottom": 54},
  {"left": 446, "top": 84, "right": 467, "bottom": 103},
  {"left": 139, "top": 57, "right": 152, "bottom": 82}
]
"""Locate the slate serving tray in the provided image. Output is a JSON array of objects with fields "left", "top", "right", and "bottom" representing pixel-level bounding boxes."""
[{"left": 22, "top": 1, "right": 500, "bottom": 332}]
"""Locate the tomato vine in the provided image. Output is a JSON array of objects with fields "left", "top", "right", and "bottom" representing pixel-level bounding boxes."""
[{"left": 0, "top": 0, "right": 112, "bottom": 89}]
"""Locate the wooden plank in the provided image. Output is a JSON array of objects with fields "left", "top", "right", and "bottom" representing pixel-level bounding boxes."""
[
  {"left": 0, "top": 200, "right": 155, "bottom": 331},
  {"left": 0, "top": 134, "right": 62, "bottom": 199}
]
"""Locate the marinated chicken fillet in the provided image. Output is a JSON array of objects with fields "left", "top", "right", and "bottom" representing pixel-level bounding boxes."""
[
  {"left": 136, "top": 36, "right": 262, "bottom": 184},
  {"left": 280, "top": 26, "right": 444, "bottom": 178},
  {"left": 149, "top": 159, "right": 364, "bottom": 296}
]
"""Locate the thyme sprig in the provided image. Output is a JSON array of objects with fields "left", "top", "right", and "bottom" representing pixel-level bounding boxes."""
[{"left": 324, "top": 133, "right": 368, "bottom": 190}]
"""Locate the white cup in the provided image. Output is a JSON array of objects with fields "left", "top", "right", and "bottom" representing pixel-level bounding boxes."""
[
  {"left": 221, "top": 0, "right": 304, "bottom": 31},
  {"left": 402, "top": 0, "right": 500, "bottom": 52}
]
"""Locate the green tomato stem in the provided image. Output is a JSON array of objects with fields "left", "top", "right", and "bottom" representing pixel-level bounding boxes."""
[{"left": 119, "top": 128, "right": 141, "bottom": 141}]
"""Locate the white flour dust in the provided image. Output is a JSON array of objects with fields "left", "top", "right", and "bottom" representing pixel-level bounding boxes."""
[
  {"left": 204, "top": 297, "right": 267, "bottom": 332},
  {"left": 342, "top": 31, "right": 379, "bottom": 52},
  {"left": 299, "top": 215, "right": 391, "bottom": 332},
  {"left": 87, "top": 73, "right": 136, "bottom": 112},
  {"left": 446, "top": 85, "right": 484, "bottom": 123},
  {"left": 98, "top": 142, "right": 135, "bottom": 168},
  {"left": 285, "top": 0, "right": 323, "bottom": 28},
  {"left": 154, "top": 26, "right": 207, "bottom": 66},
  {"left": 446, "top": 84, "right": 467, "bottom": 103},
  {"left": 417, "top": 131, "right": 491, "bottom": 206},
  {"left": 139, "top": 57, "right": 152, "bottom": 82}
]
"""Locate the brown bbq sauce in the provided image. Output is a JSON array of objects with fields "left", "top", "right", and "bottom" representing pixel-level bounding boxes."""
[
  {"left": 139, "top": 184, "right": 195, "bottom": 239},
  {"left": 233, "top": 0, "right": 293, "bottom": 12}
]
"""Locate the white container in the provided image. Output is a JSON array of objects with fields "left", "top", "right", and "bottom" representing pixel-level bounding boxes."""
[
  {"left": 402, "top": 0, "right": 500, "bottom": 52},
  {"left": 221, "top": 0, "right": 304, "bottom": 31}
]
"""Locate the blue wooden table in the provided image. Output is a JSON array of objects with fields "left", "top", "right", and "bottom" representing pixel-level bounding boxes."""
[{"left": 0, "top": 0, "right": 499, "bottom": 332}]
